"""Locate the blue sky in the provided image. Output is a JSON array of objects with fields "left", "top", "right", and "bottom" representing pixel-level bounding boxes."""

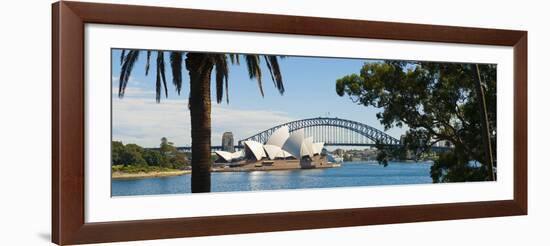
[{"left": 111, "top": 49, "right": 408, "bottom": 147}]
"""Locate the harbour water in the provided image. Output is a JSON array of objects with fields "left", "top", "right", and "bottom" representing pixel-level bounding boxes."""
[{"left": 112, "top": 161, "right": 433, "bottom": 196}]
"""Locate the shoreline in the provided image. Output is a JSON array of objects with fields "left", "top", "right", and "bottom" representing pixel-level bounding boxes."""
[
  {"left": 112, "top": 170, "right": 191, "bottom": 180},
  {"left": 212, "top": 163, "right": 341, "bottom": 172},
  {"left": 111, "top": 161, "right": 429, "bottom": 179}
]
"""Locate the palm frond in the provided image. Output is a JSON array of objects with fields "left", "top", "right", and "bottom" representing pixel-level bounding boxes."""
[
  {"left": 265, "top": 55, "right": 285, "bottom": 94},
  {"left": 145, "top": 50, "right": 151, "bottom": 76},
  {"left": 228, "top": 54, "right": 240, "bottom": 65},
  {"left": 119, "top": 50, "right": 285, "bottom": 105},
  {"left": 118, "top": 50, "right": 140, "bottom": 98},
  {"left": 214, "top": 55, "right": 229, "bottom": 103},
  {"left": 223, "top": 57, "right": 230, "bottom": 103},
  {"left": 155, "top": 51, "right": 168, "bottom": 102},
  {"left": 159, "top": 52, "right": 168, "bottom": 98},
  {"left": 170, "top": 52, "right": 184, "bottom": 95},
  {"left": 264, "top": 56, "right": 275, "bottom": 83},
  {"left": 245, "top": 55, "right": 264, "bottom": 97},
  {"left": 120, "top": 50, "right": 126, "bottom": 65}
]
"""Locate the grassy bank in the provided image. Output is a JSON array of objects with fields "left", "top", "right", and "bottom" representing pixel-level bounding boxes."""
[{"left": 112, "top": 165, "right": 190, "bottom": 179}]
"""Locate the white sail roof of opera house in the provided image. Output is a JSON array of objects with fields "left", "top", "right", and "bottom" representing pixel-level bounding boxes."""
[
  {"left": 263, "top": 144, "right": 294, "bottom": 160},
  {"left": 300, "top": 137, "right": 314, "bottom": 158},
  {"left": 282, "top": 129, "right": 305, "bottom": 158},
  {"left": 243, "top": 140, "right": 266, "bottom": 160},
  {"left": 282, "top": 129, "right": 325, "bottom": 159},
  {"left": 263, "top": 144, "right": 282, "bottom": 160},
  {"left": 214, "top": 150, "right": 244, "bottom": 162},
  {"left": 281, "top": 150, "right": 293, "bottom": 158},
  {"left": 312, "top": 142, "right": 325, "bottom": 155},
  {"left": 280, "top": 129, "right": 320, "bottom": 158},
  {"left": 215, "top": 127, "right": 326, "bottom": 162},
  {"left": 266, "top": 126, "right": 290, "bottom": 147}
]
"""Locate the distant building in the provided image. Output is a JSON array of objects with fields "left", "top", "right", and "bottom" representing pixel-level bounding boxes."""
[{"left": 221, "top": 132, "right": 235, "bottom": 152}]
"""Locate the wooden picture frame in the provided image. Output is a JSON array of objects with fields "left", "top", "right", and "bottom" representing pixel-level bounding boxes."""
[{"left": 52, "top": 1, "right": 527, "bottom": 245}]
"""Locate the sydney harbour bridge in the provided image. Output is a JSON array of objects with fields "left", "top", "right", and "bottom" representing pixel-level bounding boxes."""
[{"left": 175, "top": 117, "right": 449, "bottom": 152}]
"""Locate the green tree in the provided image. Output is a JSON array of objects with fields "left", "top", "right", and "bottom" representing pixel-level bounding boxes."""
[
  {"left": 159, "top": 137, "right": 176, "bottom": 157},
  {"left": 120, "top": 143, "right": 147, "bottom": 166},
  {"left": 143, "top": 149, "right": 162, "bottom": 166},
  {"left": 118, "top": 51, "right": 285, "bottom": 192},
  {"left": 158, "top": 137, "right": 181, "bottom": 168},
  {"left": 335, "top": 61, "right": 496, "bottom": 182},
  {"left": 166, "top": 152, "right": 189, "bottom": 169},
  {"left": 111, "top": 141, "right": 124, "bottom": 165}
]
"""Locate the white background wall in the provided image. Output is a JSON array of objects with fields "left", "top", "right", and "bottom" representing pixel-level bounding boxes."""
[{"left": 0, "top": 0, "right": 547, "bottom": 245}]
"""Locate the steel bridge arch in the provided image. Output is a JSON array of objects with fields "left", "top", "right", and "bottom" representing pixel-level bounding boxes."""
[{"left": 238, "top": 117, "right": 400, "bottom": 146}]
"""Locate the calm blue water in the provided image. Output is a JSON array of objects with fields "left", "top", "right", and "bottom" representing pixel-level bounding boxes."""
[{"left": 112, "top": 161, "right": 433, "bottom": 196}]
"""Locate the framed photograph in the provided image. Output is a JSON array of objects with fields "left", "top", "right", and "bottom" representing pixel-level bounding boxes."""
[{"left": 52, "top": 1, "right": 527, "bottom": 245}]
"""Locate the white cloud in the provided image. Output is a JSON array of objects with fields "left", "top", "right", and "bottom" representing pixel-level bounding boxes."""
[
  {"left": 112, "top": 86, "right": 155, "bottom": 98},
  {"left": 112, "top": 97, "right": 294, "bottom": 147},
  {"left": 111, "top": 75, "right": 141, "bottom": 86},
  {"left": 211, "top": 105, "right": 294, "bottom": 146}
]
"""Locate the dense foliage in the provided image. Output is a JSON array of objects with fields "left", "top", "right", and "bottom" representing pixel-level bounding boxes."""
[
  {"left": 336, "top": 61, "right": 496, "bottom": 182},
  {"left": 111, "top": 138, "right": 189, "bottom": 170}
]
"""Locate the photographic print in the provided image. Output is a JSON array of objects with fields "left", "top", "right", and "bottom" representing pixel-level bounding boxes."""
[
  {"left": 51, "top": 3, "right": 527, "bottom": 244},
  {"left": 111, "top": 48, "right": 497, "bottom": 196}
]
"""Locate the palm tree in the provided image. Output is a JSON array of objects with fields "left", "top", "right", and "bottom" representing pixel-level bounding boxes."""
[{"left": 118, "top": 50, "right": 285, "bottom": 192}]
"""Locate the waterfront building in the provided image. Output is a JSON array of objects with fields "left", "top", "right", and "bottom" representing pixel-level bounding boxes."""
[{"left": 213, "top": 126, "right": 338, "bottom": 171}]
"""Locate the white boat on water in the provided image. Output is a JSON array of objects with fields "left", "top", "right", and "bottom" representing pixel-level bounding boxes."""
[
  {"left": 327, "top": 154, "right": 343, "bottom": 163},
  {"left": 330, "top": 163, "right": 342, "bottom": 167}
]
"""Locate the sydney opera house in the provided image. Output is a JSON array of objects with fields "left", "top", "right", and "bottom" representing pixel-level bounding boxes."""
[{"left": 213, "top": 126, "right": 339, "bottom": 171}]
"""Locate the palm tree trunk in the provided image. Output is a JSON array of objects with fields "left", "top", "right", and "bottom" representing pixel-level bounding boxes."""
[
  {"left": 186, "top": 53, "right": 214, "bottom": 193},
  {"left": 473, "top": 64, "right": 495, "bottom": 181}
]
